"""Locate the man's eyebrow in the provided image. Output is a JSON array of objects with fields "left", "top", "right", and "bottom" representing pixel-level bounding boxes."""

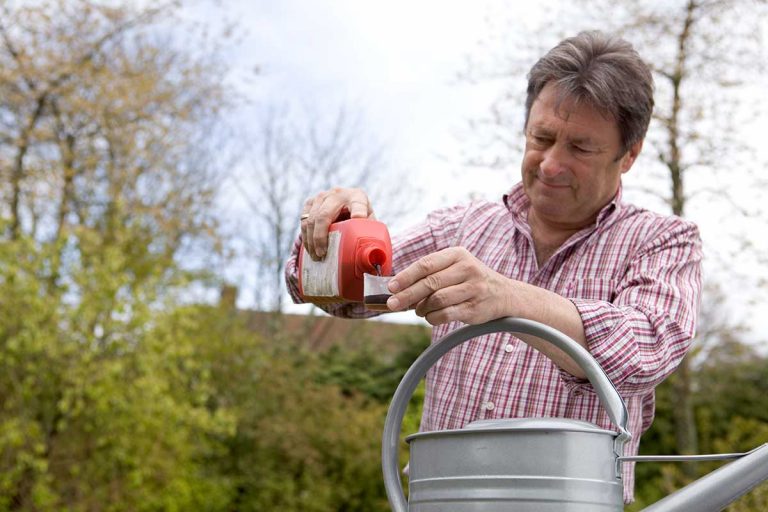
[
  {"left": 527, "top": 127, "right": 601, "bottom": 147},
  {"left": 569, "top": 135, "right": 599, "bottom": 146},
  {"left": 527, "top": 126, "right": 554, "bottom": 136}
]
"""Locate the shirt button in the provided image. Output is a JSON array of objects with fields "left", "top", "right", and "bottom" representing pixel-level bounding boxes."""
[
  {"left": 484, "top": 401, "right": 495, "bottom": 411},
  {"left": 504, "top": 344, "right": 514, "bottom": 353}
]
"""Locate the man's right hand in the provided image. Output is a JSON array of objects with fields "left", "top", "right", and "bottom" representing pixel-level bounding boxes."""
[{"left": 300, "top": 187, "right": 375, "bottom": 261}]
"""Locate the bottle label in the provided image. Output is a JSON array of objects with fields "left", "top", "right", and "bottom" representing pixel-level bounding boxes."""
[{"left": 300, "top": 231, "right": 341, "bottom": 298}]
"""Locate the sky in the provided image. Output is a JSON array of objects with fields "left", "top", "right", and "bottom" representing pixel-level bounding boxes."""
[
  {"left": 220, "top": 0, "right": 534, "bottom": 219},
  {"left": 187, "top": 0, "right": 768, "bottom": 344}
]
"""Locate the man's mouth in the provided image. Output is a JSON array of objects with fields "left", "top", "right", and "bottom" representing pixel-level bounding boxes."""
[{"left": 536, "top": 177, "right": 570, "bottom": 189}]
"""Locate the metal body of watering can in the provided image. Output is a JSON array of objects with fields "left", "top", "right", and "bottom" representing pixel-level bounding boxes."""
[{"left": 382, "top": 317, "right": 768, "bottom": 511}]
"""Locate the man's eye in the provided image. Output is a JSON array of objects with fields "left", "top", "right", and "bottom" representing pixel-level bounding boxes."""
[
  {"left": 529, "top": 135, "right": 551, "bottom": 145},
  {"left": 572, "top": 144, "right": 593, "bottom": 154}
]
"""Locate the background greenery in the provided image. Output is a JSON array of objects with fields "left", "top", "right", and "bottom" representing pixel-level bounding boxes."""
[{"left": 2, "top": 245, "right": 767, "bottom": 511}]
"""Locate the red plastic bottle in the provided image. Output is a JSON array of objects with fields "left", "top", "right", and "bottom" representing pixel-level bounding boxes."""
[{"left": 298, "top": 218, "right": 393, "bottom": 304}]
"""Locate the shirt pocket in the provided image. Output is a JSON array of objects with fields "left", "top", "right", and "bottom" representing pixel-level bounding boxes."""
[{"left": 565, "top": 278, "right": 618, "bottom": 303}]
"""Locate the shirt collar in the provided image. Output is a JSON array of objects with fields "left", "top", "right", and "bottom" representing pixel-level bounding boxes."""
[
  {"left": 502, "top": 181, "right": 624, "bottom": 228},
  {"left": 502, "top": 182, "right": 530, "bottom": 219},
  {"left": 596, "top": 184, "right": 622, "bottom": 226}
]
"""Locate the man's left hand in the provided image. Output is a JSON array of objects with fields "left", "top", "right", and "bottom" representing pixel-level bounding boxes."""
[{"left": 386, "top": 247, "right": 512, "bottom": 325}]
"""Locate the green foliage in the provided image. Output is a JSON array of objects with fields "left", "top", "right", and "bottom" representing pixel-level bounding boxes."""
[
  {"left": 2, "top": 237, "right": 422, "bottom": 511},
  {"left": 228, "top": 356, "right": 388, "bottom": 511},
  {"left": 154, "top": 307, "right": 411, "bottom": 512},
  {"left": 316, "top": 329, "right": 430, "bottom": 404},
  {"left": 1, "top": 1, "right": 237, "bottom": 505},
  {"left": 0, "top": 238, "right": 234, "bottom": 511},
  {"left": 627, "top": 342, "right": 768, "bottom": 511},
  {"left": 5, "top": 227, "right": 768, "bottom": 511},
  {"left": 314, "top": 327, "right": 430, "bottom": 502}
]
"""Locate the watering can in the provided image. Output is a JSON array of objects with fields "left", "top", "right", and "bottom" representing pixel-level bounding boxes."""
[{"left": 382, "top": 317, "right": 768, "bottom": 511}]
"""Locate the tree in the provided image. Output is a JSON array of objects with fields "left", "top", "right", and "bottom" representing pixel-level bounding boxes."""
[
  {"left": 151, "top": 303, "right": 399, "bottom": 512},
  {"left": 0, "top": 1, "right": 237, "bottom": 509},
  {"left": 0, "top": 0, "right": 231, "bottom": 298},
  {"left": 0, "top": 238, "right": 237, "bottom": 511}
]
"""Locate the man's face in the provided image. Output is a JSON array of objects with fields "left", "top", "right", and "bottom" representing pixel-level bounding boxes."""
[{"left": 521, "top": 83, "right": 641, "bottom": 230}]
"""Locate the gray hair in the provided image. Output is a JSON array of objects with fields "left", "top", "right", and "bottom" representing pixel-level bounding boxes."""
[{"left": 525, "top": 30, "right": 654, "bottom": 155}]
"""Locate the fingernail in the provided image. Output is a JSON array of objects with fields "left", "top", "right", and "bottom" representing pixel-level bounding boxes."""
[
  {"left": 388, "top": 280, "right": 400, "bottom": 293},
  {"left": 387, "top": 296, "right": 400, "bottom": 311},
  {"left": 317, "top": 248, "right": 326, "bottom": 259}
]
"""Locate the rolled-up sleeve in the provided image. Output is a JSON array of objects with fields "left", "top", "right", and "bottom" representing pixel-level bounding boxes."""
[{"left": 567, "top": 219, "right": 702, "bottom": 396}]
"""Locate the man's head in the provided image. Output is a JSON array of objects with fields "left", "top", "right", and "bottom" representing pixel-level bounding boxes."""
[
  {"left": 520, "top": 31, "right": 654, "bottom": 232},
  {"left": 524, "top": 30, "right": 654, "bottom": 156}
]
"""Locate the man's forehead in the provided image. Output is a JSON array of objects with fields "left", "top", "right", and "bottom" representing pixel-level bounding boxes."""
[
  {"left": 528, "top": 88, "right": 618, "bottom": 144},
  {"left": 533, "top": 84, "right": 615, "bottom": 123}
]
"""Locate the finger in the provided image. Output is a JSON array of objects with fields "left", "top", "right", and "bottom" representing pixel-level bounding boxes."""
[
  {"left": 308, "top": 193, "right": 341, "bottom": 259},
  {"left": 313, "top": 189, "right": 375, "bottom": 257},
  {"left": 414, "top": 282, "right": 474, "bottom": 318},
  {"left": 419, "top": 285, "right": 479, "bottom": 326},
  {"left": 306, "top": 192, "right": 333, "bottom": 260},
  {"left": 424, "top": 304, "right": 464, "bottom": 326},
  {"left": 301, "top": 190, "right": 336, "bottom": 260},
  {"left": 347, "top": 189, "right": 373, "bottom": 218},
  {"left": 387, "top": 262, "right": 465, "bottom": 312},
  {"left": 314, "top": 189, "right": 372, "bottom": 221},
  {"left": 301, "top": 197, "right": 316, "bottom": 258},
  {"left": 388, "top": 248, "right": 463, "bottom": 295}
]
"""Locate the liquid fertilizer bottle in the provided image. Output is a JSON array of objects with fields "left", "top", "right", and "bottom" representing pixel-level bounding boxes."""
[{"left": 298, "top": 218, "right": 393, "bottom": 305}]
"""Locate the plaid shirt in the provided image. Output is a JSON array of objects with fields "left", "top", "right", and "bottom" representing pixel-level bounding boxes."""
[{"left": 285, "top": 182, "right": 702, "bottom": 502}]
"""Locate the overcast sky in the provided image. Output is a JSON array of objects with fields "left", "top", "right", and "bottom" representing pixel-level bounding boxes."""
[{"left": 220, "top": 0, "right": 539, "bottom": 220}]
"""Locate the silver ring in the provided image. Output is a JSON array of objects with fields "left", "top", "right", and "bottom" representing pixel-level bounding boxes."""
[{"left": 300, "top": 213, "right": 310, "bottom": 221}]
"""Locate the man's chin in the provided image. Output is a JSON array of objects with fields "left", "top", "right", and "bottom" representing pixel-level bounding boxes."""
[
  {"left": 529, "top": 199, "right": 570, "bottom": 219},
  {"left": 529, "top": 185, "right": 573, "bottom": 206}
]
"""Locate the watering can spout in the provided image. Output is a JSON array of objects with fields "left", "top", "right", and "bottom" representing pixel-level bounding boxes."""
[{"left": 640, "top": 443, "right": 768, "bottom": 512}]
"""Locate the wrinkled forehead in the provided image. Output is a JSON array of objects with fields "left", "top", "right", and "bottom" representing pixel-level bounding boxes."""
[{"left": 529, "top": 82, "right": 616, "bottom": 127}]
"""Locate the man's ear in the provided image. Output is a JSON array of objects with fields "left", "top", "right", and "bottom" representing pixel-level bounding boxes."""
[{"left": 620, "top": 139, "right": 644, "bottom": 174}]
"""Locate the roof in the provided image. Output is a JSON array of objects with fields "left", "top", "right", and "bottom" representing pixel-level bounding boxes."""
[{"left": 243, "top": 309, "right": 431, "bottom": 353}]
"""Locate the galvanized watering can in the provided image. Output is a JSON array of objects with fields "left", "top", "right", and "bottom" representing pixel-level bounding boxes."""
[{"left": 382, "top": 317, "right": 768, "bottom": 511}]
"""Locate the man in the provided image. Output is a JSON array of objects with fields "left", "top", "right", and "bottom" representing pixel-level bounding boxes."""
[{"left": 285, "top": 30, "right": 702, "bottom": 502}]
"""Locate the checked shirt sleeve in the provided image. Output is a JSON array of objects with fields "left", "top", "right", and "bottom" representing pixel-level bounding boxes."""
[{"left": 567, "top": 218, "right": 702, "bottom": 396}]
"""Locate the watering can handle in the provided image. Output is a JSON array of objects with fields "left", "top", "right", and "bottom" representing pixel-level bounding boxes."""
[{"left": 382, "top": 317, "right": 631, "bottom": 512}]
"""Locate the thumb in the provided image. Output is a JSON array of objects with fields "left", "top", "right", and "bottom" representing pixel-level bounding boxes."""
[{"left": 348, "top": 199, "right": 374, "bottom": 219}]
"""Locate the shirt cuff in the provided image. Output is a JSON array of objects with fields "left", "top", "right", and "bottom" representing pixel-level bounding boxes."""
[{"left": 561, "top": 298, "right": 643, "bottom": 392}]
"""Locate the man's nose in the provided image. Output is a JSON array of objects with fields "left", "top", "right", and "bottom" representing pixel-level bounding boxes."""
[{"left": 539, "top": 144, "right": 569, "bottom": 177}]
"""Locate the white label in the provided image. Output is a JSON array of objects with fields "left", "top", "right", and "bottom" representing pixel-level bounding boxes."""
[{"left": 301, "top": 231, "right": 341, "bottom": 297}]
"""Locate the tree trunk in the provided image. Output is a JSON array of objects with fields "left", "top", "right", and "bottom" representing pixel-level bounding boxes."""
[
  {"left": 9, "top": 93, "right": 48, "bottom": 239},
  {"left": 667, "top": 0, "right": 699, "bottom": 478}
]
